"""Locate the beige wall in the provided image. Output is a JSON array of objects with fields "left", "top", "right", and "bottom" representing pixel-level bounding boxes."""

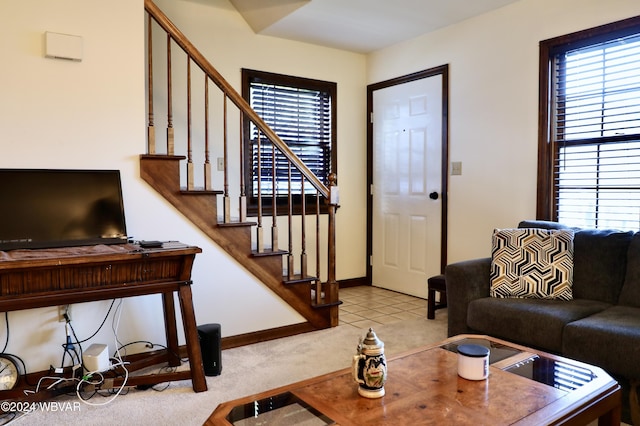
[
  {"left": 0, "top": 0, "right": 366, "bottom": 372},
  {"left": 2, "top": 0, "right": 640, "bottom": 372},
  {"left": 368, "top": 0, "right": 640, "bottom": 263}
]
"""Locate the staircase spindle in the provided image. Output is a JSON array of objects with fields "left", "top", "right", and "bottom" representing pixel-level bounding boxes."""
[
  {"left": 166, "top": 34, "right": 174, "bottom": 155},
  {"left": 315, "top": 190, "right": 322, "bottom": 304},
  {"left": 147, "top": 14, "right": 155, "bottom": 154},
  {"left": 186, "top": 58, "right": 194, "bottom": 190},
  {"left": 223, "top": 95, "right": 231, "bottom": 222},
  {"left": 256, "top": 131, "right": 264, "bottom": 252},
  {"left": 300, "top": 174, "right": 307, "bottom": 278},
  {"left": 204, "top": 76, "right": 212, "bottom": 191},
  {"left": 239, "top": 112, "right": 247, "bottom": 222},
  {"left": 271, "top": 143, "right": 278, "bottom": 250},
  {"left": 326, "top": 173, "right": 339, "bottom": 320},
  {"left": 287, "top": 161, "right": 294, "bottom": 280}
]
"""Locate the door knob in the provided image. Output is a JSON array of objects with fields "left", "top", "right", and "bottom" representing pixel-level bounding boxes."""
[{"left": 429, "top": 191, "right": 439, "bottom": 200}]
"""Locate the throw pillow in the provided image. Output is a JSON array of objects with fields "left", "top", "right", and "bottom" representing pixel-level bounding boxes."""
[{"left": 490, "top": 228, "right": 574, "bottom": 300}]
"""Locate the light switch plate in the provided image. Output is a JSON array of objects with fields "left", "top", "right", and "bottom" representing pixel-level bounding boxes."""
[{"left": 451, "top": 161, "right": 462, "bottom": 176}]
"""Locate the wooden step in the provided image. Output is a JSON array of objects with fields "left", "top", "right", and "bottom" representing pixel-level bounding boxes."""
[
  {"left": 180, "top": 189, "right": 223, "bottom": 195},
  {"left": 217, "top": 221, "right": 257, "bottom": 228},
  {"left": 312, "top": 299, "right": 343, "bottom": 309},
  {"left": 283, "top": 274, "right": 317, "bottom": 285},
  {"left": 252, "top": 249, "right": 288, "bottom": 257}
]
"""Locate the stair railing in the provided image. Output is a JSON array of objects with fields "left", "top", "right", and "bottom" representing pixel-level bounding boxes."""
[{"left": 144, "top": 0, "right": 339, "bottom": 311}]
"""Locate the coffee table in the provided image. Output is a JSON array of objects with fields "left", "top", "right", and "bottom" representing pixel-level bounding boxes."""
[{"left": 205, "top": 334, "right": 621, "bottom": 425}]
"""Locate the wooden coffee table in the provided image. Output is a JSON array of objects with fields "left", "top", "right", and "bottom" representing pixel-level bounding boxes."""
[{"left": 206, "top": 334, "right": 621, "bottom": 425}]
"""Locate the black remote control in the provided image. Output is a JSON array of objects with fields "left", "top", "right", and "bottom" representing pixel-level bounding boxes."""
[{"left": 139, "top": 240, "right": 163, "bottom": 248}]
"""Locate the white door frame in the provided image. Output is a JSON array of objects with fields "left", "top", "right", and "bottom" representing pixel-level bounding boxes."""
[{"left": 366, "top": 65, "right": 449, "bottom": 287}]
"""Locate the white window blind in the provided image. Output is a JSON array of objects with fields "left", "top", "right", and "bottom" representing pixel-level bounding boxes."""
[
  {"left": 553, "top": 32, "right": 640, "bottom": 230},
  {"left": 249, "top": 82, "right": 332, "bottom": 196}
]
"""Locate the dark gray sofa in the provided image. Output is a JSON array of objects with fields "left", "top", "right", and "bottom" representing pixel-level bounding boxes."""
[{"left": 445, "top": 220, "right": 640, "bottom": 381}]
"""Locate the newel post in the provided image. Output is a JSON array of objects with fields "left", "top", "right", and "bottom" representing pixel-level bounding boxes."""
[{"left": 327, "top": 173, "right": 339, "bottom": 326}]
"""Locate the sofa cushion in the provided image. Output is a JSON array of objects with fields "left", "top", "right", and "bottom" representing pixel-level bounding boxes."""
[
  {"left": 618, "top": 232, "right": 640, "bottom": 307},
  {"left": 563, "top": 305, "right": 640, "bottom": 379},
  {"left": 572, "top": 228, "right": 634, "bottom": 303},
  {"left": 467, "top": 297, "right": 611, "bottom": 353},
  {"left": 490, "top": 228, "right": 574, "bottom": 300}
]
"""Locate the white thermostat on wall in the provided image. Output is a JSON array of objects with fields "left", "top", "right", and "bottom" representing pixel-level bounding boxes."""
[{"left": 45, "top": 31, "right": 83, "bottom": 61}]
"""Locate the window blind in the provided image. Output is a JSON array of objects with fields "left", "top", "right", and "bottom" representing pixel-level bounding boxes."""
[
  {"left": 249, "top": 82, "right": 332, "bottom": 196},
  {"left": 553, "top": 32, "right": 640, "bottom": 230}
]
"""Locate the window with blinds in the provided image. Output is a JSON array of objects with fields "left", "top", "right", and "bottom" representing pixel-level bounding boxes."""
[
  {"left": 541, "top": 18, "right": 640, "bottom": 230},
  {"left": 242, "top": 69, "right": 336, "bottom": 213}
]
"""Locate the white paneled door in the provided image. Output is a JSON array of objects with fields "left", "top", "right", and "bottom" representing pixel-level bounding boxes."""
[{"left": 371, "top": 74, "right": 443, "bottom": 298}]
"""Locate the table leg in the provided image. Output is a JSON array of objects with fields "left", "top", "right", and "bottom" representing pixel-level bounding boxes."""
[
  {"left": 597, "top": 405, "right": 621, "bottom": 426},
  {"left": 178, "top": 283, "right": 207, "bottom": 392},
  {"left": 162, "top": 291, "right": 181, "bottom": 367}
]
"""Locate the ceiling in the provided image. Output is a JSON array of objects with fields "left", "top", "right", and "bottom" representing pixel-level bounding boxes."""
[{"left": 229, "top": 0, "right": 522, "bottom": 53}]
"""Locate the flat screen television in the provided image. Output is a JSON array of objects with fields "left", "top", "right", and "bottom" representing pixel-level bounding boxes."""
[{"left": 0, "top": 169, "right": 128, "bottom": 251}]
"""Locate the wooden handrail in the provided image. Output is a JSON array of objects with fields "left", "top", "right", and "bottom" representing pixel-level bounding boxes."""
[
  {"left": 144, "top": 0, "right": 340, "bottom": 324},
  {"left": 144, "top": 0, "right": 330, "bottom": 199}
]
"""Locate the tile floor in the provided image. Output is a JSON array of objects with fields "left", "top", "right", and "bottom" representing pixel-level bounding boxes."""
[{"left": 339, "top": 285, "right": 428, "bottom": 328}]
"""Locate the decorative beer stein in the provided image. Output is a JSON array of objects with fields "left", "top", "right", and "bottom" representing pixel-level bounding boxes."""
[{"left": 352, "top": 328, "right": 387, "bottom": 398}]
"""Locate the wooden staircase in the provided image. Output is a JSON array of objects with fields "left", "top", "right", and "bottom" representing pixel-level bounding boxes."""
[{"left": 143, "top": 0, "right": 340, "bottom": 335}]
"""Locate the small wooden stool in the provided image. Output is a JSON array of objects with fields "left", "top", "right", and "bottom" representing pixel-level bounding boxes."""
[{"left": 427, "top": 274, "right": 447, "bottom": 319}]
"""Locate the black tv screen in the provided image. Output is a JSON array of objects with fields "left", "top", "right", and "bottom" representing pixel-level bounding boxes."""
[{"left": 0, "top": 169, "right": 128, "bottom": 251}]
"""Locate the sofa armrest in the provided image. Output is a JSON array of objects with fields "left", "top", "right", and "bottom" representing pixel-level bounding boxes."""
[{"left": 445, "top": 257, "right": 491, "bottom": 337}]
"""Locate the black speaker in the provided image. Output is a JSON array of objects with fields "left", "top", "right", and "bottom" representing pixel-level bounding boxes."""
[{"left": 197, "top": 323, "right": 222, "bottom": 376}]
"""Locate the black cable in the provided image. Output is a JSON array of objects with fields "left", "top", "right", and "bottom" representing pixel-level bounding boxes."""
[
  {"left": 60, "top": 348, "right": 68, "bottom": 369},
  {"left": 111, "top": 299, "right": 125, "bottom": 361},
  {"left": 67, "top": 321, "right": 85, "bottom": 371},
  {"left": 114, "top": 341, "right": 185, "bottom": 363},
  {"left": 114, "top": 340, "right": 161, "bottom": 356},
  {"left": 69, "top": 346, "right": 81, "bottom": 366},
  {"left": 76, "top": 383, "right": 99, "bottom": 401},
  {"left": 0, "top": 352, "right": 35, "bottom": 387},
  {"left": 1, "top": 312, "right": 8, "bottom": 354},
  {"left": 151, "top": 366, "right": 175, "bottom": 392},
  {"left": 0, "top": 410, "right": 17, "bottom": 424},
  {"left": 0, "top": 314, "right": 37, "bottom": 387},
  {"left": 60, "top": 319, "right": 82, "bottom": 370},
  {"left": 60, "top": 342, "right": 79, "bottom": 368},
  {"left": 74, "top": 299, "right": 117, "bottom": 345},
  {"left": 57, "top": 300, "right": 115, "bottom": 371}
]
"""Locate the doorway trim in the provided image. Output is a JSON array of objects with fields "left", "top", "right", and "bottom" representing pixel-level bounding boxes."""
[{"left": 366, "top": 64, "right": 449, "bottom": 285}]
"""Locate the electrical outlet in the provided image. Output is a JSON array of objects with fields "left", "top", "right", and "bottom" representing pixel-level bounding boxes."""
[
  {"left": 217, "top": 157, "right": 224, "bottom": 171},
  {"left": 58, "top": 304, "right": 71, "bottom": 322}
]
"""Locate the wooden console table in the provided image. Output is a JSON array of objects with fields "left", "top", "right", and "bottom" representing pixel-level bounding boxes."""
[{"left": 0, "top": 241, "right": 207, "bottom": 399}]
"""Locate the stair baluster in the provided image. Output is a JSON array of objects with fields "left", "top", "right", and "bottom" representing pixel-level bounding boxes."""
[
  {"left": 166, "top": 34, "right": 174, "bottom": 155},
  {"left": 204, "top": 77, "right": 212, "bottom": 191},
  {"left": 300, "top": 174, "right": 307, "bottom": 278},
  {"left": 271, "top": 143, "right": 278, "bottom": 251},
  {"left": 239, "top": 112, "right": 247, "bottom": 223},
  {"left": 287, "top": 161, "right": 294, "bottom": 280},
  {"left": 223, "top": 95, "right": 230, "bottom": 221},
  {"left": 186, "top": 58, "right": 194, "bottom": 190},
  {"left": 255, "top": 131, "right": 264, "bottom": 252},
  {"left": 315, "top": 191, "right": 322, "bottom": 305},
  {"left": 147, "top": 14, "right": 155, "bottom": 155}
]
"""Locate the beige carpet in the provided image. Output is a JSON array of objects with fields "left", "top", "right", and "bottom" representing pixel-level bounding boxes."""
[{"left": 13, "top": 313, "right": 448, "bottom": 425}]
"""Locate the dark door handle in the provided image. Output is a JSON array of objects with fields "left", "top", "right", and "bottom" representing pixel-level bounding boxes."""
[{"left": 429, "top": 191, "right": 439, "bottom": 200}]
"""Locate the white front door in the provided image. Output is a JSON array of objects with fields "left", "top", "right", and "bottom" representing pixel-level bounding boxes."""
[{"left": 371, "top": 73, "right": 444, "bottom": 298}]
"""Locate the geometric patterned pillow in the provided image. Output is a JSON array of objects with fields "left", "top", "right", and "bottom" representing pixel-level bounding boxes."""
[{"left": 490, "top": 228, "right": 574, "bottom": 300}]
